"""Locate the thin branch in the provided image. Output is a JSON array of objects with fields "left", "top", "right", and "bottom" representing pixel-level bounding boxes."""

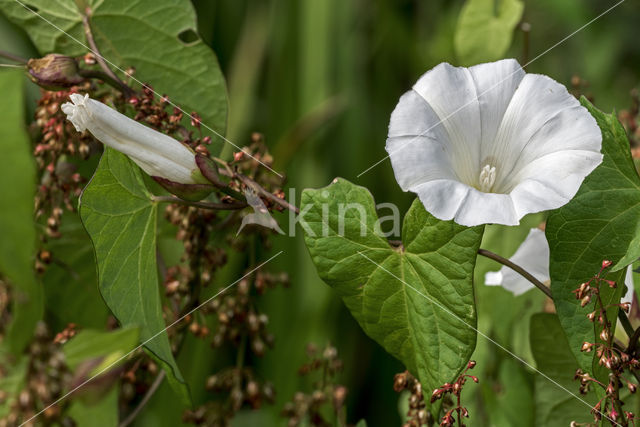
[
  {"left": 477, "top": 248, "right": 552, "bottom": 299},
  {"left": 0, "top": 50, "right": 26, "bottom": 64},
  {"left": 235, "top": 173, "right": 300, "bottom": 214},
  {"left": 81, "top": 11, "right": 133, "bottom": 97},
  {"left": 78, "top": 68, "right": 130, "bottom": 94},
  {"left": 151, "top": 195, "right": 247, "bottom": 210},
  {"left": 118, "top": 371, "right": 165, "bottom": 427},
  {"left": 478, "top": 248, "right": 639, "bottom": 346}
]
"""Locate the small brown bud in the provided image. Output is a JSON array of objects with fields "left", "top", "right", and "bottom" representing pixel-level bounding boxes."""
[
  {"left": 599, "top": 328, "right": 609, "bottom": 342},
  {"left": 393, "top": 372, "right": 407, "bottom": 392},
  {"left": 27, "top": 54, "right": 83, "bottom": 89},
  {"left": 606, "top": 382, "right": 615, "bottom": 396},
  {"left": 581, "top": 342, "right": 593, "bottom": 352},
  {"left": 333, "top": 385, "right": 347, "bottom": 410},
  {"left": 233, "top": 151, "right": 245, "bottom": 162}
]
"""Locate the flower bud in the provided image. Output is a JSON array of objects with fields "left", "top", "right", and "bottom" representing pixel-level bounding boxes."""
[
  {"left": 61, "top": 94, "right": 215, "bottom": 200},
  {"left": 581, "top": 342, "right": 593, "bottom": 352},
  {"left": 27, "top": 54, "right": 84, "bottom": 89},
  {"left": 599, "top": 328, "right": 609, "bottom": 342}
]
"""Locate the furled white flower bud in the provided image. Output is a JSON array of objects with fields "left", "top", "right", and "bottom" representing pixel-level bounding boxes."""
[{"left": 61, "top": 93, "right": 208, "bottom": 185}]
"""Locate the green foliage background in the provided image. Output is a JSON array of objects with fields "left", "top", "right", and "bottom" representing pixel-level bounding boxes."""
[{"left": 1, "top": 0, "right": 640, "bottom": 425}]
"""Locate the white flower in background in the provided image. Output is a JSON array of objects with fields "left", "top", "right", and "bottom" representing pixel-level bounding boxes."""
[
  {"left": 386, "top": 59, "right": 603, "bottom": 227},
  {"left": 485, "top": 228, "right": 635, "bottom": 304},
  {"left": 61, "top": 94, "right": 206, "bottom": 184}
]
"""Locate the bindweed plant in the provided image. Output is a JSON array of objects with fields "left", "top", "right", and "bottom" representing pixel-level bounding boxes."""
[{"left": 0, "top": 1, "right": 639, "bottom": 427}]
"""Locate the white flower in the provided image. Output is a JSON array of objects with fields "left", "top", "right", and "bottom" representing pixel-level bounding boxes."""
[
  {"left": 61, "top": 93, "right": 206, "bottom": 185},
  {"left": 485, "top": 228, "right": 635, "bottom": 304},
  {"left": 386, "top": 59, "right": 603, "bottom": 227}
]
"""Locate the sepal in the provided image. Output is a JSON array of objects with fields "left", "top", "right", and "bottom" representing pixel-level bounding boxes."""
[{"left": 152, "top": 176, "right": 214, "bottom": 201}]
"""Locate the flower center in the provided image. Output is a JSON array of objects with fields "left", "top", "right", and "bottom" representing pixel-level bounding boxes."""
[{"left": 478, "top": 164, "right": 496, "bottom": 193}]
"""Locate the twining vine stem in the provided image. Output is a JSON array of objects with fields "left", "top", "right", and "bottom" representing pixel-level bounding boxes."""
[
  {"left": 151, "top": 195, "right": 247, "bottom": 210},
  {"left": 118, "top": 371, "right": 166, "bottom": 427},
  {"left": 0, "top": 49, "right": 27, "bottom": 64},
  {"left": 478, "top": 248, "right": 636, "bottom": 340},
  {"left": 81, "top": 9, "right": 133, "bottom": 97},
  {"left": 477, "top": 248, "right": 551, "bottom": 298}
]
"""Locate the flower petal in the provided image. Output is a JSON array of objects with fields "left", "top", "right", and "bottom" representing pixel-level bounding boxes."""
[
  {"left": 386, "top": 135, "right": 457, "bottom": 190},
  {"left": 485, "top": 228, "right": 549, "bottom": 296},
  {"left": 507, "top": 150, "right": 603, "bottom": 219},
  {"left": 468, "top": 59, "right": 525, "bottom": 162},
  {"left": 410, "top": 179, "right": 470, "bottom": 222},
  {"left": 412, "top": 63, "right": 482, "bottom": 185},
  {"left": 489, "top": 74, "right": 583, "bottom": 189},
  {"left": 499, "top": 105, "right": 602, "bottom": 192},
  {"left": 623, "top": 266, "right": 635, "bottom": 305},
  {"left": 410, "top": 179, "right": 518, "bottom": 226},
  {"left": 454, "top": 189, "right": 519, "bottom": 226}
]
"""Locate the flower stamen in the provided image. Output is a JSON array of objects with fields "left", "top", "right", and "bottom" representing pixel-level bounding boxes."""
[{"left": 478, "top": 165, "right": 496, "bottom": 193}]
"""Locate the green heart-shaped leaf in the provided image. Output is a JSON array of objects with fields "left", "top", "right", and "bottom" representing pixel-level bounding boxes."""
[
  {"left": 530, "top": 313, "right": 598, "bottom": 426},
  {"left": 547, "top": 98, "right": 640, "bottom": 376},
  {"left": 79, "top": 148, "right": 189, "bottom": 404},
  {"left": 301, "top": 178, "right": 483, "bottom": 394}
]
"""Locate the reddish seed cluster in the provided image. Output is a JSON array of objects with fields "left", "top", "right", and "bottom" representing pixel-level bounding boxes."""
[
  {"left": 33, "top": 86, "right": 96, "bottom": 244},
  {"left": 182, "top": 367, "right": 275, "bottom": 426},
  {"left": 430, "top": 361, "right": 478, "bottom": 427},
  {"left": 0, "top": 323, "right": 73, "bottom": 427},
  {"left": 281, "top": 344, "right": 347, "bottom": 427},
  {"left": 164, "top": 205, "right": 227, "bottom": 298},
  {"left": 574, "top": 260, "right": 638, "bottom": 426},
  {"left": 393, "top": 371, "right": 431, "bottom": 427},
  {"left": 204, "top": 271, "right": 288, "bottom": 354},
  {"left": 618, "top": 88, "right": 640, "bottom": 146},
  {"left": 128, "top": 85, "right": 211, "bottom": 155},
  {"left": 52, "top": 323, "right": 77, "bottom": 345}
]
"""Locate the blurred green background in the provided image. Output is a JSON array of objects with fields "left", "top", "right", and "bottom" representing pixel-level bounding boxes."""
[{"left": 2, "top": 0, "right": 640, "bottom": 425}]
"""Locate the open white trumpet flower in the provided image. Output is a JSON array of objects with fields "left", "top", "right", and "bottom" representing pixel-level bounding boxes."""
[
  {"left": 62, "top": 93, "right": 206, "bottom": 185},
  {"left": 386, "top": 59, "right": 603, "bottom": 226},
  {"left": 485, "top": 228, "right": 635, "bottom": 305}
]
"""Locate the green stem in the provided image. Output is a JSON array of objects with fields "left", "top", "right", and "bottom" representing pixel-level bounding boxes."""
[
  {"left": 78, "top": 68, "right": 131, "bottom": 95},
  {"left": 0, "top": 50, "right": 26, "bottom": 64},
  {"left": 118, "top": 371, "right": 166, "bottom": 427},
  {"left": 235, "top": 172, "right": 299, "bottom": 214},
  {"left": 151, "top": 195, "right": 246, "bottom": 210},
  {"left": 477, "top": 248, "right": 551, "bottom": 298},
  {"left": 81, "top": 11, "right": 134, "bottom": 97}
]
